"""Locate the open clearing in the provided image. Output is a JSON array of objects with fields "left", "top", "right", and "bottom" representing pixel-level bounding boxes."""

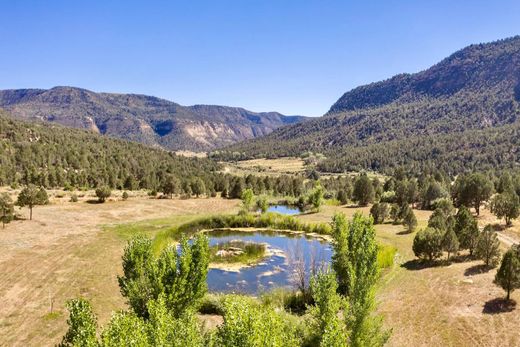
[
  {"left": 0, "top": 196, "right": 519, "bottom": 346},
  {"left": 222, "top": 157, "right": 306, "bottom": 176},
  {"left": 0, "top": 195, "right": 238, "bottom": 347}
]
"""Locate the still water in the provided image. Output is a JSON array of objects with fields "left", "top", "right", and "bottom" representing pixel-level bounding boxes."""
[
  {"left": 206, "top": 230, "right": 332, "bottom": 294},
  {"left": 266, "top": 204, "right": 302, "bottom": 215}
]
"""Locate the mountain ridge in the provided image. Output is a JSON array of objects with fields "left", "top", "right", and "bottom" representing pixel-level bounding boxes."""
[
  {"left": 0, "top": 86, "right": 307, "bottom": 152},
  {"left": 217, "top": 36, "right": 520, "bottom": 174}
]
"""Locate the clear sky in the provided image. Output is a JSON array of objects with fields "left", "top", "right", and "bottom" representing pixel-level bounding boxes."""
[{"left": 1, "top": 1, "right": 519, "bottom": 116}]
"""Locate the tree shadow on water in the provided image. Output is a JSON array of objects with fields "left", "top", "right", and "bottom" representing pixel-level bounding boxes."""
[{"left": 482, "top": 298, "right": 516, "bottom": 314}]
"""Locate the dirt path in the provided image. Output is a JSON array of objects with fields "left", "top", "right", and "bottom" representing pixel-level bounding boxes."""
[{"left": 0, "top": 197, "right": 237, "bottom": 347}]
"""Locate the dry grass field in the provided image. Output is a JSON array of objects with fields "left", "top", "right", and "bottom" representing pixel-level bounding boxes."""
[
  {"left": 0, "top": 193, "right": 518, "bottom": 346},
  {"left": 222, "top": 157, "right": 306, "bottom": 176},
  {"left": 0, "top": 194, "right": 238, "bottom": 347}
]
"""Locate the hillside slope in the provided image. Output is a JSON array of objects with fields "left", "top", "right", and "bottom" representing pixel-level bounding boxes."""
[
  {"left": 0, "top": 111, "right": 221, "bottom": 189},
  {"left": 218, "top": 36, "right": 520, "bottom": 174},
  {"left": 0, "top": 87, "right": 306, "bottom": 151}
]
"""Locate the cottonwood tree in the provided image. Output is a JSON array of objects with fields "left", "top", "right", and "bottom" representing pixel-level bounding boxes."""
[
  {"left": 255, "top": 195, "right": 269, "bottom": 213},
  {"left": 0, "top": 193, "right": 14, "bottom": 228},
  {"left": 490, "top": 192, "right": 520, "bottom": 226},
  {"left": 16, "top": 185, "right": 48, "bottom": 220},
  {"left": 118, "top": 234, "right": 209, "bottom": 318},
  {"left": 241, "top": 188, "right": 254, "bottom": 212},
  {"left": 308, "top": 182, "right": 324, "bottom": 212},
  {"left": 59, "top": 298, "right": 98, "bottom": 347},
  {"left": 308, "top": 272, "right": 348, "bottom": 347},
  {"left": 494, "top": 245, "right": 520, "bottom": 301},
  {"left": 331, "top": 212, "right": 389, "bottom": 347},
  {"left": 215, "top": 295, "right": 299, "bottom": 347},
  {"left": 475, "top": 225, "right": 501, "bottom": 267}
]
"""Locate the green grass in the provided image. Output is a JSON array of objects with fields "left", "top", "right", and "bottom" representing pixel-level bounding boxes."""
[
  {"left": 377, "top": 243, "right": 397, "bottom": 269},
  {"left": 42, "top": 311, "right": 61, "bottom": 321},
  {"left": 210, "top": 240, "right": 266, "bottom": 264}
]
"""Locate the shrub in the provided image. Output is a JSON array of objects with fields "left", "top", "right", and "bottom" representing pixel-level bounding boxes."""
[
  {"left": 95, "top": 187, "right": 111, "bottom": 203},
  {"left": 413, "top": 227, "right": 443, "bottom": 261},
  {"left": 69, "top": 194, "right": 78, "bottom": 203}
]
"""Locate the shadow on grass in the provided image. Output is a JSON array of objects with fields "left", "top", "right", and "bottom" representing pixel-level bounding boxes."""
[
  {"left": 401, "top": 259, "right": 441, "bottom": 271},
  {"left": 482, "top": 298, "right": 516, "bottom": 314},
  {"left": 397, "top": 230, "right": 413, "bottom": 235},
  {"left": 464, "top": 264, "right": 492, "bottom": 276}
]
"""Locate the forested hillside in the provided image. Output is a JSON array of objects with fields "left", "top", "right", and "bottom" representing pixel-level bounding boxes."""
[
  {"left": 0, "top": 87, "right": 306, "bottom": 151},
  {"left": 0, "top": 112, "right": 221, "bottom": 189},
  {"left": 216, "top": 36, "right": 520, "bottom": 174}
]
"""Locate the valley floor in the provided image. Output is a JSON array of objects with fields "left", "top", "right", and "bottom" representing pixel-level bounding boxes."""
[{"left": 0, "top": 193, "right": 518, "bottom": 346}]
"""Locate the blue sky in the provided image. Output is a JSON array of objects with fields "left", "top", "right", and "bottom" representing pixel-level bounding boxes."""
[{"left": 1, "top": 1, "right": 519, "bottom": 116}]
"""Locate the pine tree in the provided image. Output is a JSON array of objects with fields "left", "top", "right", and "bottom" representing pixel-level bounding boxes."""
[
  {"left": 0, "top": 193, "right": 14, "bottom": 228},
  {"left": 494, "top": 246, "right": 520, "bottom": 301},
  {"left": 475, "top": 225, "right": 501, "bottom": 267}
]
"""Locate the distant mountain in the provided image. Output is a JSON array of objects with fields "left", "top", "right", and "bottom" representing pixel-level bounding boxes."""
[
  {"left": 218, "top": 36, "right": 520, "bottom": 174},
  {"left": 0, "top": 87, "right": 307, "bottom": 151}
]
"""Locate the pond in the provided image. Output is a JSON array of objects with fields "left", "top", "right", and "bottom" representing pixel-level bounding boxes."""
[
  {"left": 266, "top": 204, "right": 302, "bottom": 215},
  {"left": 206, "top": 230, "right": 332, "bottom": 294}
]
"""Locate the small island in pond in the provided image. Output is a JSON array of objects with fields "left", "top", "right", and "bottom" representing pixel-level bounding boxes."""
[{"left": 210, "top": 240, "right": 267, "bottom": 265}]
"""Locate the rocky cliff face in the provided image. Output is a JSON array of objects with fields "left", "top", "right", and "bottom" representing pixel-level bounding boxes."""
[{"left": 0, "top": 86, "right": 307, "bottom": 151}]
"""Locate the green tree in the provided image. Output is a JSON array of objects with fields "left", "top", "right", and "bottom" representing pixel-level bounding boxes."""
[
  {"left": 162, "top": 174, "right": 180, "bottom": 198},
  {"left": 215, "top": 295, "right": 298, "bottom": 347},
  {"left": 475, "top": 225, "right": 501, "bottom": 267},
  {"left": 118, "top": 234, "right": 209, "bottom": 318},
  {"left": 95, "top": 186, "right": 111, "bottom": 203},
  {"left": 255, "top": 195, "right": 269, "bottom": 214},
  {"left": 190, "top": 178, "right": 206, "bottom": 198},
  {"left": 403, "top": 208, "right": 417, "bottom": 233},
  {"left": 442, "top": 228, "right": 459, "bottom": 261},
  {"left": 389, "top": 203, "right": 400, "bottom": 224},
  {"left": 490, "top": 192, "right": 520, "bottom": 226},
  {"left": 370, "top": 202, "right": 389, "bottom": 224},
  {"left": 100, "top": 311, "right": 149, "bottom": 346},
  {"left": 241, "top": 188, "right": 255, "bottom": 212},
  {"left": 412, "top": 227, "right": 443, "bottom": 261},
  {"left": 0, "top": 193, "right": 14, "bottom": 228},
  {"left": 452, "top": 173, "right": 493, "bottom": 215},
  {"left": 309, "top": 182, "right": 324, "bottom": 212},
  {"left": 309, "top": 272, "right": 348, "bottom": 347},
  {"left": 494, "top": 246, "right": 520, "bottom": 301},
  {"left": 453, "top": 206, "right": 479, "bottom": 255},
  {"left": 16, "top": 184, "right": 48, "bottom": 220},
  {"left": 331, "top": 213, "right": 388, "bottom": 347},
  {"left": 353, "top": 174, "right": 375, "bottom": 206},
  {"left": 59, "top": 298, "right": 98, "bottom": 347},
  {"left": 497, "top": 172, "right": 514, "bottom": 194},
  {"left": 337, "top": 189, "right": 349, "bottom": 205}
]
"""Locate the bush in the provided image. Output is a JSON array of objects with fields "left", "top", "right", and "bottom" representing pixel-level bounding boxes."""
[
  {"left": 122, "top": 191, "right": 129, "bottom": 201},
  {"left": 69, "top": 194, "right": 78, "bottom": 203},
  {"left": 95, "top": 187, "right": 111, "bottom": 203},
  {"left": 413, "top": 227, "right": 443, "bottom": 261}
]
